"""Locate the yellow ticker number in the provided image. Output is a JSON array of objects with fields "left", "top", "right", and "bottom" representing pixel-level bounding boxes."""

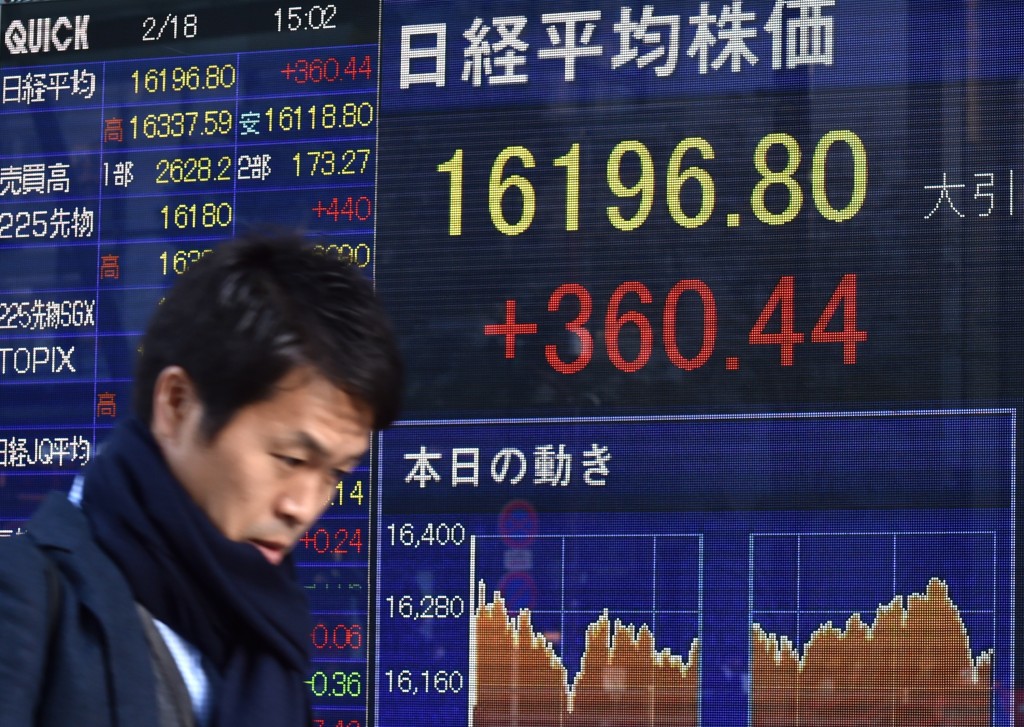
[
  {"left": 156, "top": 156, "right": 232, "bottom": 184},
  {"left": 293, "top": 149, "right": 371, "bottom": 177},
  {"left": 159, "top": 248, "right": 212, "bottom": 276},
  {"left": 667, "top": 137, "right": 715, "bottom": 229},
  {"left": 752, "top": 132, "right": 803, "bottom": 225},
  {"left": 489, "top": 146, "right": 536, "bottom": 236},
  {"left": 606, "top": 140, "right": 655, "bottom": 231},
  {"left": 264, "top": 103, "right": 373, "bottom": 132},
  {"left": 160, "top": 202, "right": 232, "bottom": 230},
  {"left": 812, "top": 130, "right": 868, "bottom": 222},
  {"left": 753, "top": 130, "right": 868, "bottom": 225},
  {"left": 312, "top": 242, "right": 372, "bottom": 268},
  {"left": 333, "top": 479, "right": 364, "bottom": 507},
  {"left": 440, "top": 131, "right": 866, "bottom": 236},
  {"left": 129, "top": 110, "right": 232, "bottom": 139},
  {"left": 437, "top": 149, "right": 463, "bottom": 236},
  {"left": 552, "top": 143, "right": 580, "bottom": 232},
  {"left": 131, "top": 64, "right": 236, "bottom": 94}
]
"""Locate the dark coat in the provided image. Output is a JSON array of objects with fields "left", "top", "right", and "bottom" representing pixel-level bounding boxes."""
[{"left": 0, "top": 493, "right": 160, "bottom": 726}]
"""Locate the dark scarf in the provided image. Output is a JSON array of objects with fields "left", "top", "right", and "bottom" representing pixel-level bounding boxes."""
[{"left": 80, "top": 418, "right": 311, "bottom": 725}]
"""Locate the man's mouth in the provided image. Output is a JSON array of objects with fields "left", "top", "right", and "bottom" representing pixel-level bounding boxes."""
[{"left": 250, "top": 539, "right": 286, "bottom": 565}]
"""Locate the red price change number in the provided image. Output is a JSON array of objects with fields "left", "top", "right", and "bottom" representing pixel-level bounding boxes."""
[
  {"left": 312, "top": 196, "right": 372, "bottom": 223},
  {"left": 299, "top": 526, "right": 363, "bottom": 555},
  {"left": 280, "top": 56, "right": 373, "bottom": 84},
  {"left": 310, "top": 622, "right": 363, "bottom": 651},
  {"left": 484, "top": 274, "right": 866, "bottom": 374}
]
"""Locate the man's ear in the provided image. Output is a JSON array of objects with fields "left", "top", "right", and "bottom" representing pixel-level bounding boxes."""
[{"left": 150, "top": 366, "right": 200, "bottom": 445}]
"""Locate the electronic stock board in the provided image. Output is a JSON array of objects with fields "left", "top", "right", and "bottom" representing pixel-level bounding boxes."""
[{"left": 0, "top": 1, "right": 1019, "bottom": 724}]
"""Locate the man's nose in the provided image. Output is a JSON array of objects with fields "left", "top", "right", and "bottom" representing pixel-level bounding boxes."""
[{"left": 276, "top": 474, "right": 326, "bottom": 528}]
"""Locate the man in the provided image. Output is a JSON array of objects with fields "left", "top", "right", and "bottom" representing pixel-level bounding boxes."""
[{"left": 0, "top": 232, "right": 402, "bottom": 726}]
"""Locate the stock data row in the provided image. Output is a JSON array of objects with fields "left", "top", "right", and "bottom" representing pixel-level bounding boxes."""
[
  {"left": 0, "top": 190, "right": 374, "bottom": 243},
  {"left": 2, "top": 97, "right": 375, "bottom": 157},
  {"left": 0, "top": 233, "right": 371, "bottom": 290},
  {"left": 0, "top": 144, "right": 375, "bottom": 200},
  {"left": 0, "top": 46, "right": 375, "bottom": 110}
]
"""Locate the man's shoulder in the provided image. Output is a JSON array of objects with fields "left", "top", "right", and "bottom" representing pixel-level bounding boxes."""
[
  {"left": 0, "top": 494, "right": 71, "bottom": 579},
  {"left": 24, "top": 490, "right": 93, "bottom": 551},
  {"left": 0, "top": 499, "right": 67, "bottom": 725},
  {"left": 0, "top": 493, "right": 89, "bottom": 616},
  {"left": 0, "top": 523, "right": 49, "bottom": 590},
  {"left": 0, "top": 491, "right": 134, "bottom": 624},
  {"left": 24, "top": 492, "right": 137, "bottom": 599},
  {"left": 0, "top": 492, "right": 161, "bottom": 726}
]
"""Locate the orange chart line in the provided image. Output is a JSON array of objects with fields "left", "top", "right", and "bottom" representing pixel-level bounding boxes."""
[
  {"left": 751, "top": 578, "right": 992, "bottom": 727},
  {"left": 472, "top": 580, "right": 699, "bottom": 727}
]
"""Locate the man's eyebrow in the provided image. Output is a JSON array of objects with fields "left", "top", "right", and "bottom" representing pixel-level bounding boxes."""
[{"left": 284, "top": 431, "right": 329, "bottom": 460}]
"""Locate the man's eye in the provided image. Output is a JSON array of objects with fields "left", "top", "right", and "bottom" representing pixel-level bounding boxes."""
[{"left": 275, "top": 454, "right": 303, "bottom": 467}]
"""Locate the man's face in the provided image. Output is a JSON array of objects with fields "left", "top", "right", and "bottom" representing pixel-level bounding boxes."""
[{"left": 152, "top": 366, "right": 373, "bottom": 565}]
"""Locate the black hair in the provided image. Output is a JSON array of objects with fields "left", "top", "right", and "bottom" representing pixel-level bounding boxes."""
[{"left": 134, "top": 230, "right": 403, "bottom": 438}]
